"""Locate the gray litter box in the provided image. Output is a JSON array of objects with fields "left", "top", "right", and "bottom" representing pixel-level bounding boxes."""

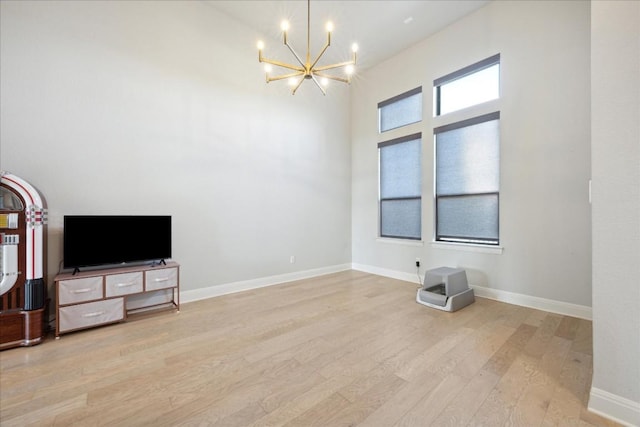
[{"left": 416, "top": 267, "right": 475, "bottom": 312}]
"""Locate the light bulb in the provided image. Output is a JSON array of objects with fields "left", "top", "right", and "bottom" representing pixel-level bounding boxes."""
[
  {"left": 326, "top": 22, "right": 334, "bottom": 32},
  {"left": 321, "top": 77, "right": 329, "bottom": 86},
  {"left": 345, "top": 65, "right": 355, "bottom": 75},
  {"left": 264, "top": 64, "right": 272, "bottom": 73},
  {"left": 281, "top": 20, "right": 290, "bottom": 32},
  {"left": 288, "top": 77, "right": 298, "bottom": 86},
  {"left": 351, "top": 43, "right": 359, "bottom": 53},
  {"left": 257, "top": 40, "right": 264, "bottom": 50}
]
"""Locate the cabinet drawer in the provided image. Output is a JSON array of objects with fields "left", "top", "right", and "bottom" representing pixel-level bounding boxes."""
[
  {"left": 126, "top": 288, "right": 174, "bottom": 311},
  {"left": 59, "top": 298, "right": 124, "bottom": 333},
  {"left": 58, "top": 276, "right": 103, "bottom": 305},
  {"left": 105, "top": 272, "right": 143, "bottom": 297},
  {"left": 145, "top": 267, "right": 178, "bottom": 291}
]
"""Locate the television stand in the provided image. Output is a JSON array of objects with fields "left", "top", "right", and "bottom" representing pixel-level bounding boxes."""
[{"left": 54, "top": 261, "right": 179, "bottom": 338}]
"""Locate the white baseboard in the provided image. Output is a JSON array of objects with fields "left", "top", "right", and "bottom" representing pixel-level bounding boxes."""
[
  {"left": 589, "top": 387, "right": 640, "bottom": 427},
  {"left": 180, "top": 263, "right": 352, "bottom": 304},
  {"left": 181, "top": 263, "right": 592, "bottom": 321},
  {"left": 471, "top": 284, "right": 592, "bottom": 320},
  {"left": 351, "top": 263, "right": 592, "bottom": 320},
  {"left": 351, "top": 263, "right": 422, "bottom": 286}
]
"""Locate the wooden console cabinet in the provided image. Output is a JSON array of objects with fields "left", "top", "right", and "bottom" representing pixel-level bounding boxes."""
[{"left": 54, "top": 261, "right": 179, "bottom": 338}]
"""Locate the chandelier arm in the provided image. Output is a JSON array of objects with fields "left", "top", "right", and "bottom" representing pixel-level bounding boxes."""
[
  {"left": 260, "top": 57, "right": 305, "bottom": 73},
  {"left": 306, "top": 0, "right": 311, "bottom": 65},
  {"left": 284, "top": 40, "right": 307, "bottom": 70},
  {"left": 291, "top": 76, "right": 306, "bottom": 95},
  {"left": 310, "top": 39, "right": 331, "bottom": 71},
  {"left": 309, "top": 75, "right": 327, "bottom": 95},
  {"left": 313, "top": 72, "right": 350, "bottom": 84},
  {"left": 313, "top": 57, "right": 356, "bottom": 72},
  {"left": 266, "top": 71, "right": 305, "bottom": 82}
]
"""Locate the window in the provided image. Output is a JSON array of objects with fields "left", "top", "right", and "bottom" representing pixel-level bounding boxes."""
[
  {"left": 435, "top": 113, "right": 500, "bottom": 244},
  {"left": 434, "top": 55, "right": 500, "bottom": 245},
  {"left": 377, "top": 87, "right": 423, "bottom": 240},
  {"left": 379, "top": 87, "right": 422, "bottom": 132},
  {"left": 379, "top": 134, "right": 422, "bottom": 240},
  {"left": 434, "top": 54, "right": 500, "bottom": 116}
]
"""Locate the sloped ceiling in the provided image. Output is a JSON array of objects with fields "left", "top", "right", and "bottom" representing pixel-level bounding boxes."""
[{"left": 206, "top": 1, "right": 490, "bottom": 70}]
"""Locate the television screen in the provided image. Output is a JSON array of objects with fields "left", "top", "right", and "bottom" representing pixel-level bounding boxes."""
[{"left": 63, "top": 215, "right": 172, "bottom": 270}]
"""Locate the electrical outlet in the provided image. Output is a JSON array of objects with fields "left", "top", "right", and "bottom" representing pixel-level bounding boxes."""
[
  {"left": 415, "top": 258, "right": 420, "bottom": 268},
  {"left": 290, "top": 255, "right": 296, "bottom": 264}
]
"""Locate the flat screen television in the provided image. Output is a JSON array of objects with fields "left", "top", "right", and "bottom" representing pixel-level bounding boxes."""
[{"left": 63, "top": 215, "right": 172, "bottom": 271}]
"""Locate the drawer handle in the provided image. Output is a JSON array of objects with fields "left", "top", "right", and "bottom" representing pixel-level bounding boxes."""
[
  {"left": 153, "top": 277, "right": 169, "bottom": 282},
  {"left": 116, "top": 282, "right": 137, "bottom": 288},
  {"left": 71, "top": 288, "right": 92, "bottom": 294},
  {"left": 83, "top": 311, "right": 106, "bottom": 318}
]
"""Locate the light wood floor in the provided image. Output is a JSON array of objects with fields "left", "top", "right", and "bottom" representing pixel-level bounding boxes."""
[{"left": 0, "top": 270, "right": 619, "bottom": 426}]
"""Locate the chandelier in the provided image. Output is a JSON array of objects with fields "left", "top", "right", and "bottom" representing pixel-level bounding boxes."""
[{"left": 256, "top": 0, "right": 358, "bottom": 95}]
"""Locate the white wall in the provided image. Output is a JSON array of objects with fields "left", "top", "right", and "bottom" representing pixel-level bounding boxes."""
[
  {"left": 351, "top": 0, "right": 592, "bottom": 311},
  {"left": 590, "top": 1, "right": 640, "bottom": 425},
  {"left": 0, "top": 1, "right": 352, "bottom": 296}
]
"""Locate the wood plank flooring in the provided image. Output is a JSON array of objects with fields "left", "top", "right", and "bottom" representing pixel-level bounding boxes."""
[{"left": 0, "top": 270, "right": 620, "bottom": 426}]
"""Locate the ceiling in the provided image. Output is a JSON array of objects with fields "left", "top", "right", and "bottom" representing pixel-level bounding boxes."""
[{"left": 206, "top": 1, "right": 490, "bottom": 70}]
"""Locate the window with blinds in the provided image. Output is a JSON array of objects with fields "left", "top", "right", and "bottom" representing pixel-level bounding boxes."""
[
  {"left": 378, "top": 87, "right": 422, "bottom": 133},
  {"left": 379, "top": 134, "right": 422, "bottom": 239},
  {"left": 433, "top": 55, "right": 501, "bottom": 245},
  {"left": 435, "top": 113, "right": 500, "bottom": 244},
  {"left": 377, "top": 86, "right": 423, "bottom": 240}
]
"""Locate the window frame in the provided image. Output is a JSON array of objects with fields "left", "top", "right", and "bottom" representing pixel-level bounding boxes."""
[
  {"left": 378, "top": 86, "right": 423, "bottom": 133},
  {"left": 378, "top": 132, "right": 423, "bottom": 241},
  {"left": 434, "top": 192, "right": 500, "bottom": 245},
  {"left": 433, "top": 55, "right": 501, "bottom": 247},
  {"left": 434, "top": 54, "right": 500, "bottom": 117}
]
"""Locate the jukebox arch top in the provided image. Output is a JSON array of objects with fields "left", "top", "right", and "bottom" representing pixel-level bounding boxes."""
[{"left": 0, "top": 171, "right": 48, "bottom": 349}]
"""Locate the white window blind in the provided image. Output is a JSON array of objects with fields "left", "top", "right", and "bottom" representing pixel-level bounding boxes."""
[
  {"left": 435, "top": 113, "right": 500, "bottom": 244},
  {"left": 379, "top": 134, "right": 422, "bottom": 239},
  {"left": 378, "top": 87, "right": 422, "bottom": 133}
]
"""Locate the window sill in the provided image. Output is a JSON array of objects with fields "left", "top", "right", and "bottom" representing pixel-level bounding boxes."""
[
  {"left": 376, "top": 237, "right": 424, "bottom": 247},
  {"left": 430, "top": 241, "right": 503, "bottom": 254}
]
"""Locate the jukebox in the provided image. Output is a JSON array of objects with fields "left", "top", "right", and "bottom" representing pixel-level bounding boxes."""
[{"left": 0, "top": 172, "right": 48, "bottom": 349}]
